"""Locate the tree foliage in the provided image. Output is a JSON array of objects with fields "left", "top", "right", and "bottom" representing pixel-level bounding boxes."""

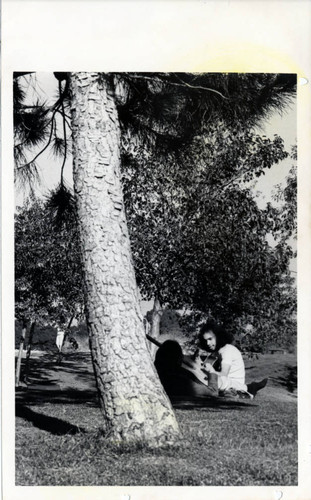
[
  {"left": 14, "top": 72, "right": 72, "bottom": 195},
  {"left": 122, "top": 123, "right": 296, "bottom": 350},
  {"left": 117, "top": 73, "right": 296, "bottom": 142},
  {"left": 14, "top": 73, "right": 296, "bottom": 194},
  {"left": 15, "top": 195, "right": 84, "bottom": 327},
  {"left": 271, "top": 145, "right": 297, "bottom": 245}
]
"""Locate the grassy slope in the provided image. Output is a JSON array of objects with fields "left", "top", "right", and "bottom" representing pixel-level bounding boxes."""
[{"left": 15, "top": 352, "right": 297, "bottom": 486}]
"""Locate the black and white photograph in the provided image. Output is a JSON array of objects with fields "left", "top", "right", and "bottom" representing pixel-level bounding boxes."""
[
  {"left": 2, "top": 1, "right": 311, "bottom": 499},
  {"left": 13, "top": 70, "right": 298, "bottom": 486}
]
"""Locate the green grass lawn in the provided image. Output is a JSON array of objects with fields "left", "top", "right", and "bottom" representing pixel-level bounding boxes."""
[{"left": 15, "top": 352, "right": 297, "bottom": 486}]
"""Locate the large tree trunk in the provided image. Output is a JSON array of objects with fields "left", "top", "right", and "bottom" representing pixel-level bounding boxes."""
[{"left": 70, "top": 72, "right": 180, "bottom": 446}]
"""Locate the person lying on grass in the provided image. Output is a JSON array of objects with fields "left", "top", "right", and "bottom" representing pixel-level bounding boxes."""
[{"left": 197, "top": 321, "right": 268, "bottom": 398}]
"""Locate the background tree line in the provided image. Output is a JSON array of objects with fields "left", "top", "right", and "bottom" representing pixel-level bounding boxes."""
[{"left": 15, "top": 131, "right": 297, "bottom": 354}]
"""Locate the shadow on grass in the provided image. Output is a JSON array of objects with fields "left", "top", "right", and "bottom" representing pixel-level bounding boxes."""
[
  {"left": 16, "top": 353, "right": 256, "bottom": 412},
  {"left": 171, "top": 396, "right": 256, "bottom": 410},
  {"left": 16, "top": 386, "right": 99, "bottom": 406},
  {"left": 17, "top": 353, "right": 95, "bottom": 387},
  {"left": 16, "top": 404, "right": 86, "bottom": 435},
  {"left": 16, "top": 353, "right": 98, "bottom": 406}
]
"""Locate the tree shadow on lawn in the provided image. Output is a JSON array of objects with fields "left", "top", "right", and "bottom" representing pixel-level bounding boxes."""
[
  {"left": 15, "top": 397, "right": 254, "bottom": 440},
  {"left": 17, "top": 358, "right": 60, "bottom": 386},
  {"left": 19, "top": 354, "right": 94, "bottom": 383},
  {"left": 171, "top": 396, "right": 256, "bottom": 411},
  {"left": 16, "top": 404, "right": 86, "bottom": 435},
  {"left": 16, "top": 353, "right": 98, "bottom": 406},
  {"left": 16, "top": 386, "right": 99, "bottom": 406},
  {"left": 17, "top": 354, "right": 97, "bottom": 404}
]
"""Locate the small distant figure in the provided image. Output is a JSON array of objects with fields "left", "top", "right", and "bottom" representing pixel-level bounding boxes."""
[
  {"left": 56, "top": 328, "right": 65, "bottom": 352},
  {"left": 56, "top": 328, "right": 65, "bottom": 364}
]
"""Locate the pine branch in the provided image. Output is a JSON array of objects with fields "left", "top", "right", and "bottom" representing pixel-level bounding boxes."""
[
  {"left": 15, "top": 160, "right": 41, "bottom": 195},
  {"left": 51, "top": 78, "right": 70, "bottom": 112},
  {"left": 173, "top": 74, "right": 229, "bottom": 99},
  {"left": 56, "top": 109, "right": 72, "bottom": 130},
  {"left": 16, "top": 84, "right": 71, "bottom": 171},
  {"left": 16, "top": 114, "right": 56, "bottom": 170},
  {"left": 125, "top": 74, "right": 229, "bottom": 100}
]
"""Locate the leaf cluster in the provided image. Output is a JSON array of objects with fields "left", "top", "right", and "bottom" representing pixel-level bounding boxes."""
[
  {"left": 271, "top": 145, "right": 297, "bottom": 245},
  {"left": 15, "top": 195, "right": 84, "bottom": 326}
]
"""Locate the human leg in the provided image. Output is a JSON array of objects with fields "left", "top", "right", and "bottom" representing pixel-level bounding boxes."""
[
  {"left": 176, "top": 368, "right": 219, "bottom": 397},
  {"left": 247, "top": 378, "right": 268, "bottom": 397}
]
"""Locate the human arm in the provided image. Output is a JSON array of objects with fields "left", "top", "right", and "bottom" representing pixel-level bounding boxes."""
[
  {"left": 203, "top": 345, "right": 232, "bottom": 377},
  {"left": 201, "top": 362, "right": 216, "bottom": 374},
  {"left": 202, "top": 360, "right": 231, "bottom": 377},
  {"left": 215, "top": 362, "right": 230, "bottom": 377},
  {"left": 214, "top": 344, "right": 241, "bottom": 378}
]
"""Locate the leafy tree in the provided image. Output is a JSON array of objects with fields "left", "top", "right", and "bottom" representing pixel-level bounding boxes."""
[
  {"left": 15, "top": 196, "right": 84, "bottom": 384},
  {"left": 175, "top": 150, "right": 297, "bottom": 353},
  {"left": 122, "top": 125, "right": 289, "bottom": 303},
  {"left": 272, "top": 144, "right": 297, "bottom": 245},
  {"left": 14, "top": 72, "right": 296, "bottom": 445},
  {"left": 122, "top": 125, "right": 295, "bottom": 352},
  {"left": 15, "top": 196, "right": 83, "bottom": 323}
]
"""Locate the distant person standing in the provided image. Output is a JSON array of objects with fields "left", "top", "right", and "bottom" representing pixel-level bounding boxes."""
[
  {"left": 198, "top": 321, "right": 267, "bottom": 398},
  {"left": 56, "top": 328, "right": 65, "bottom": 352}
]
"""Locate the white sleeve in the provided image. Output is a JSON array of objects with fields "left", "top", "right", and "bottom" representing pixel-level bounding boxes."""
[{"left": 219, "top": 345, "right": 234, "bottom": 365}]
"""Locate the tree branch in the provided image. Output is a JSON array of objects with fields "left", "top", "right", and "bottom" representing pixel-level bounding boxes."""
[
  {"left": 125, "top": 74, "right": 229, "bottom": 100},
  {"left": 16, "top": 114, "right": 56, "bottom": 170},
  {"left": 174, "top": 74, "right": 229, "bottom": 99},
  {"left": 56, "top": 109, "right": 72, "bottom": 130},
  {"left": 16, "top": 80, "right": 72, "bottom": 172}
]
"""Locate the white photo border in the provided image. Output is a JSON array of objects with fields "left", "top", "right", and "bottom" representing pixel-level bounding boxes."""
[{"left": 2, "top": 1, "right": 311, "bottom": 499}]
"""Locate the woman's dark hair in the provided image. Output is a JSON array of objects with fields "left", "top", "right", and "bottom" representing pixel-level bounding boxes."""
[
  {"left": 198, "top": 321, "right": 233, "bottom": 350},
  {"left": 154, "top": 340, "right": 183, "bottom": 373}
]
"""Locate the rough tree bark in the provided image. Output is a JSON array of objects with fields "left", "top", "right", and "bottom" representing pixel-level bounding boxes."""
[{"left": 70, "top": 72, "right": 180, "bottom": 446}]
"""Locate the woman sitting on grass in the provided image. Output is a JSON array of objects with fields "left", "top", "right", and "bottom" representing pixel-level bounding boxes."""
[{"left": 198, "top": 321, "right": 268, "bottom": 398}]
